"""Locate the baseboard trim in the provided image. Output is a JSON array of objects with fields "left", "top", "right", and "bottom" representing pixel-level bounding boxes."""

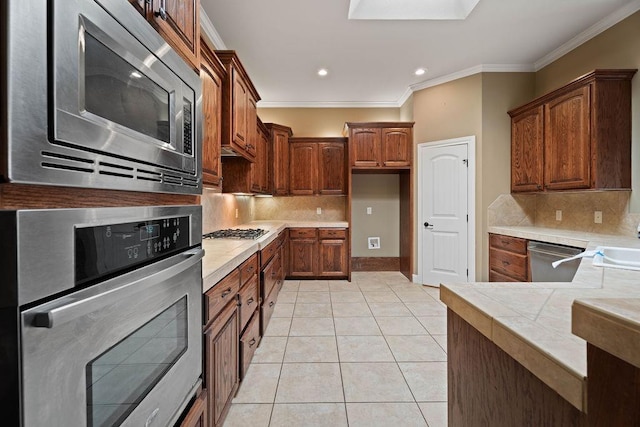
[{"left": 351, "top": 257, "right": 400, "bottom": 271}]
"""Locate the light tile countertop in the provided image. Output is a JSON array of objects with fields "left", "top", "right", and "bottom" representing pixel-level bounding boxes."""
[
  {"left": 202, "top": 220, "right": 348, "bottom": 292},
  {"left": 441, "top": 226, "right": 640, "bottom": 411}
]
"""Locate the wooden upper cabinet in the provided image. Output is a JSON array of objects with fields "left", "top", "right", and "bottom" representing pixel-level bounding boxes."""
[
  {"left": 508, "top": 69, "right": 636, "bottom": 193},
  {"left": 216, "top": 51, "right": 260, "bottom": 162},
  {"left": 345, "top": 122, "right": 414, "bottom": 170},
  {"left": 251, "top": 120, "right": 269, "bottom": 193},
  {"left": 200, "top": 40, "right": 225, "bottom": 189},
  {"left": 289, "top": 143, "right": 318, "bottom": 195},
  {"left": 544, "top": 86, "right": 591, "bottom": 190},
  {"left": 511, "top": 106, "right": 544, "bottom": 192},
  {"left": 350, "top": 128, "right": 381, "bottom": 167},
  {"left": 265, "top": 123, "right": 293, "bottom": 196},
  {"left": 382, "top": 128, "right": 412, "bottom": 167},
  {"left": 289, "top": 138, "right": 347, "bottom": 196},
  {"left": 318, "top": 142, "right": 346, "bottom": 195},
  {"left": 148, "top": 0, "right": 200, "bottom": 71}
]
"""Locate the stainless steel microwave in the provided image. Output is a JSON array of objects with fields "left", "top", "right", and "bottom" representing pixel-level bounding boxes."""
[{"left": 2, "top": 0, "right": 202, "bottom": 194}]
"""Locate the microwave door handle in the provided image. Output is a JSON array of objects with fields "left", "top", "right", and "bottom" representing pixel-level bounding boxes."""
[{"left": 32, "top": 248, "right": 204, "bottom": 329}]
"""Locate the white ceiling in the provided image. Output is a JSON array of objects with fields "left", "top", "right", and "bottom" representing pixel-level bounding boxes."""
[{"left": 200, "top": 0, "right": 640, "bottom": 107}]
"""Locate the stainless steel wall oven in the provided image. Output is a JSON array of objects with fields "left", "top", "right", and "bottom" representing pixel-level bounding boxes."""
[
  {"left": 2, "top": 0, "right": 202, "bottom": 194},
  {"left": 0, "top": 205, "right": 203, "bottom": 426}
]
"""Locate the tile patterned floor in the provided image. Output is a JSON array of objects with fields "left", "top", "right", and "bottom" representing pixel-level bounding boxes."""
[{"left": 223, "top": 272, "right": 448, "bottom": 427}]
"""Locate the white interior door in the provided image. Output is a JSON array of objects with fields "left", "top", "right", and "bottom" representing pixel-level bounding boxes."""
[{"left": 420, "top": 142, "right": 469, "bottom": 286}]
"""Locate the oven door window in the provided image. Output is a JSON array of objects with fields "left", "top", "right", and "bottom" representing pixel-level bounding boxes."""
[
  {"left": 84, "top": 32, "right": 171, "bottom": 144},
  {"left": 86, "top": 296, "right": 187, "bottom": 427}
]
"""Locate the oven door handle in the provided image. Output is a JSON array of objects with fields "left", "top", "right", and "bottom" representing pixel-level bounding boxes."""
[{"left": 32, "top": 247, "right": 204, "bottom": 329}]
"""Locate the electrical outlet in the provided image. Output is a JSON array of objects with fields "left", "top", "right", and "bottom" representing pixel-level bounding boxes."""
[
  {"left": 368, "top": 237, "right": 380, "bottom": 249},
  {"left": 235, "top": 208, "right": 239, "bottom": 219},
  {"left": 316, "top": 207, "right": 322, "bottom": 215},
  {"left": 555, "top": 210, "right": 562, "bottom": 221},
  {"left": 366, "top": 207, "right": 372, "bottom": 215},
  {"left": 594, "top": 211, "right": 602, "bottom": 224}
]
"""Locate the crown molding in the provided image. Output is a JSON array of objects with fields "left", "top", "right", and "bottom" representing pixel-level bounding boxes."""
[
  {"left": 257, "top": 101, "right": 400, "bottom": 108},
  {"left": 534, "top": 0, "right": 640, "bottom": 70},
  {"left": 199, "top": 6, "right": 227, "bottom": 49}
]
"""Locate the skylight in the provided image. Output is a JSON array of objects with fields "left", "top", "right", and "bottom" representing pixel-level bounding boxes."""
[{"left": 348, "top": 0, "right": 481, "bottom": 20}]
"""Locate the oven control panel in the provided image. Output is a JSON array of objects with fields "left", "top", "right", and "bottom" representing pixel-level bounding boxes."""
[{"left": 75, "top": 215, "right": 191, "bottom": 285}]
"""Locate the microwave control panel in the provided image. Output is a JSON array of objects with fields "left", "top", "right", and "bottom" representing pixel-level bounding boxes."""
[{"left": 75, "top": 215, "right": 191, "bottom": 285}]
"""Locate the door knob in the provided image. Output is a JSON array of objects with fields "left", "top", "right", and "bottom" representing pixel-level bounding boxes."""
[{"left": 424, "top": 222, "right": 434, "bottom": 229}]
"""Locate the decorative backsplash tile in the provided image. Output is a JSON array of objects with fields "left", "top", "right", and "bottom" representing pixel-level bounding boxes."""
[
  {"left": 254, "top": 196, "right": 346, "bottom": 221},
  {"left": 488, "top": 191, "right": 639, "bottom": 236},
  {"left": 201, "top": 190, "right": 254, "bottom": 233}
]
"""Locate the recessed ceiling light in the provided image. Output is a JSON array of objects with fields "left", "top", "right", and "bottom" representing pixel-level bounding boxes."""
[
  {"left": 318, "top": 68, "right": 328, "bottom": 77},
  {"left": 415, "top": 68, "right": 427, "bottom": 76}
]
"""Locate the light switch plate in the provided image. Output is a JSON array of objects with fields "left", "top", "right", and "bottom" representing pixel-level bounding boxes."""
[
  {"left": 556, "top": 210, "right": 562, "bottom": 221},
  {"left": 367, "top": 207, "right": 372, "bottom": 215},
  {"left": 594, "top": 211, "right": 602, "bottom": 224},
  {"left": 316, "top": 207, "right": 322, "bottom": 215}
]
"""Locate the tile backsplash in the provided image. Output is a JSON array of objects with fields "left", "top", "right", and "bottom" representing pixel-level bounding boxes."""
[
  {"left": 254, "top": 195, "right": 346, "bottom": 221},
  {"left": 488, "top": 191, "right": 640, "bottom": 236},
  {"left": 201, "top": 190, "right": 254, "bottom": 233},
  {"left": 200, "top": 191, "right": 347, "bottom": 233}
]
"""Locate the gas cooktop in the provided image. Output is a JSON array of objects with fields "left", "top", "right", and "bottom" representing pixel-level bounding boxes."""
[{"left": 203, "top": 228, "right": 266, "bottom": 240}]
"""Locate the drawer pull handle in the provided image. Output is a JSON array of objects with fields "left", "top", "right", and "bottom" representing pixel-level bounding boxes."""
[
  {"left": 221, "top": 288, "right": 232, "bottom": 298},
  {"left": 246, "top": 266, "right": 254, "bottom": 273},
  {"left": 502, "top": 260, "right": 510, "bottom": 266},
  {"left": 501, "top": 240, "right": 510, "bottom": 245},
  {"left": 247, "top": 297, "right": 254, "bottom": 305},
  {"left": 269, "top": 301, "right": 275, "bottom": 307},
  {"left": 249, "top": 338, "right": 257, "bottom": 347}
]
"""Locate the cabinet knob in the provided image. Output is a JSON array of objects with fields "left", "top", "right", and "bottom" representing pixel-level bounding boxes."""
[{"left": 155, "top": 1, "right": 167, "bottom": 20}]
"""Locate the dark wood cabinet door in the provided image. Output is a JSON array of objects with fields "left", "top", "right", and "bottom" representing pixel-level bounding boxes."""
[
  {"left": 319, "top": 239, "right": 348, "bottom": 277},
  {"left": 381, "top": 128, "right": 411, "bottom": 167},
  {"left": 205, "top": 302, "right": 238, "bottom": 427},
  {"left": 350, "top": 128, "right": 381, "bottom": 167},
  {"left": 246, "top": 94, "right": 258, "bottom": 160},
  {"left": 149, "top": 0, "right": 200, "bottom": 71},
  {"left": 544, "top": 85, "right": 591, "bottom": 190},
  {"left": 511, "top": 106, "right": 544, "bottom": 192},
  {"left": 232, "top": 68, "right": 248, "bottom": 149},
  {"left": 250, "top": 123, "right": 265, "bottom": 193},
  {"left": 289, "top": 143, "right": 318, "bottom": 195},
  {"left": 318, "top": 143, "right": 345, "bottom": 195},
  {"left": 259, "top": 127, "right": 269, "bottom": 192},
  {"left": 289, "top": 238, "right": 317, "bottom": 276},
  {"left": 271, "top": 128, "right": 290, "bottom": 195},
  {"left": 200, "top": 42, "right": 223, "bottom": 188},
  {"left": 178, "top": 388, "right": 208, "bottom": 427}
]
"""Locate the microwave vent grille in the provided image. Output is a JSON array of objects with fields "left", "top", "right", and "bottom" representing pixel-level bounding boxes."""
[{"left": 41, "top": 151, "right": 95, "bottom": 174}]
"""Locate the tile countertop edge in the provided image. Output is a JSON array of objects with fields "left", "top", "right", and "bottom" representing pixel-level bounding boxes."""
[
  {"left": 202, "top": 221, "right": 349, "bottom": 292},
  {"left": 440, "top": 284, "right": 587, "bottom": 411},
  {"left": 572, "top": 298, "right": 640, "bottom": 369}
]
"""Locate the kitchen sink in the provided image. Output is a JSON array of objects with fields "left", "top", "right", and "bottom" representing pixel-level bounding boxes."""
[{"left": 592, "top": 246, "right": 640, "bottom": 271}]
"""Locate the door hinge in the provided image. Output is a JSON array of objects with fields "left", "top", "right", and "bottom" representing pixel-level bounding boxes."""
[
  {"left": 466, "top": 269, "right": 469, "bottom": 277},
  {"left": 466, "top": 214, "right": 468, "bottom": 222},
  {"left": 462, "top": 159, "right": 468, "bottom": 167}
]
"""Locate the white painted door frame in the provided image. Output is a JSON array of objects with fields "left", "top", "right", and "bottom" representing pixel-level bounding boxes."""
[{"left": 415, "top": 136, "right": 476, "bottom": 284}]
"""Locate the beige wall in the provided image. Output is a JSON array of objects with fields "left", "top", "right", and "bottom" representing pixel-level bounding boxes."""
[
  {"left": 351, "top": 174, "right": 400, "bottom": 257},
  {"left": 412, "top": 74, "right": 483, "bottom": 278},
  {"left": 535, "top": 11, "right": 640, "bottom": 212},
  {"left": 479, "top": 73, "right": 536, "bottom": 279},
  {"left": 400, "top": 94, "right": 414, "bottom": 121},
  {"left": 254, "top": 195, "right": 346, "bottom": 221},
  {"left": 201, "top": 190, "right": 254, "bottom": 233},
  {"left": 256, "top": 107, "right": 399, "bottom": 137}
]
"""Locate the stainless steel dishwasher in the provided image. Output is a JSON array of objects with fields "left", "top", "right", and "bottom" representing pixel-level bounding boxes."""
[{"left": 528, "top": 241, "right": 583, "bottom": 282}]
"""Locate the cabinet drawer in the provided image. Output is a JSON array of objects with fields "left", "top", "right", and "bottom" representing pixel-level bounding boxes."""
[
  {"left": 260, "top": 237, "right": 280, "bottom": 268},
  {"left": 489, "top": 269, "right": 520, "bottom": 283},
  {"left": 319, "top": 228, "right": 347, "bottom": 240},
  {"left": 489, "top": 234, "right": 527, "bottom": 255},
  {"left": 489, "top": 248, "right": 528, "bottom": 281},
  {"left": 289, "top": 228, "right": 317, "bottom": 239},
  {"left": 240, "top": 312, "right": 260, "bottom": 380},
  {"left": 238, "top": 274, "right": 259, "bottom": 333},
  {"left": 239, "top": 254, "right": 258, "bottom": 287},
  {"left": 260, "top": 286, "right": 278, "bottom": 336},
  {"left": 204, "top": 269, "right": 240, "bottom": 325}
]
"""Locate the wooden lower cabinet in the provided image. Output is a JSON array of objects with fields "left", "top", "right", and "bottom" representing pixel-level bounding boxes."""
[
  {"left": 204, "top": 300, "right": 238, "bottom": 427},
  {"left": 488, "top": 233, "right": 529, "bottom": 282},
  {"left": 289, "top": 228, "right": 348, "bottom": 278},
  {"left": 239, "top": 313, "right": 261, "bottom": 379},
  {"left": 176, "top": 387, "right": 208, "bottom": 427}
]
